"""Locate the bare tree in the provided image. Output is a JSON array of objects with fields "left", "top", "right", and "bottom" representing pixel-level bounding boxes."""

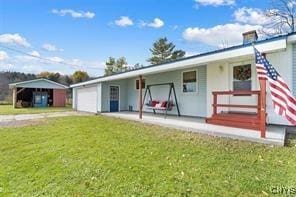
[{"left": 260, "top": 0, "right": 296, "bottom": 36}]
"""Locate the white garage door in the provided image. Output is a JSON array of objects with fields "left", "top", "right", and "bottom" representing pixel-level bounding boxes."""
[{"left": 77, "top": 86, "right": 97, "bottom": 113}]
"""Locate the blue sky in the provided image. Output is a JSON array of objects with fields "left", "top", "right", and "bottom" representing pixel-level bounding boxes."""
[{"left": 0, "top": 0, "right": 270, "bottom": 76}]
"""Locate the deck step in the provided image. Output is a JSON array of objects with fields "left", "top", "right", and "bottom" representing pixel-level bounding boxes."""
[
  {"left": 206, "top": 113, "right": 261, "bottom": 130},
  {"left": 211, "top": 114, "right": 260, "bottom": 123}
]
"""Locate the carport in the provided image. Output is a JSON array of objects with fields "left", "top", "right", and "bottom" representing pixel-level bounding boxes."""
[{"left": 9, "top": 78, "right": 68, "bottom": 108}]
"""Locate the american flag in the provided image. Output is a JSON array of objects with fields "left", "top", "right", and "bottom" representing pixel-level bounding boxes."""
[{"left": 255, "top": 47, "right": 296, "bottom": 125}]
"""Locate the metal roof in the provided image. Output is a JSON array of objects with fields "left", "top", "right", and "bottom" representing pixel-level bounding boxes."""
[
  {"left": 9, "top": 78, "right": 68, "bottom": 89},
  {"left": 70, "top": 32, "right": 296, "bottom": 88}
]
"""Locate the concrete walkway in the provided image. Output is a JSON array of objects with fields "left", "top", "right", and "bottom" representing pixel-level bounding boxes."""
[
  {"left": 0, "top": 111, "right": 90, "bottom": 125},
  {"left": 102, "top": 112, "right": 287, "bottom": 146}
]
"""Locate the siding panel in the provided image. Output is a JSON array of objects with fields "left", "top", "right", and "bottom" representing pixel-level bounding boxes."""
[
  {"left": 101, "top": 80, "right": 128, "bottom": 112},
  {"left": 127, "top": 66, "right": 207, "bottom": 117},
  {"left": 293, "top": 44, "right": 296, "bottom": 96}
]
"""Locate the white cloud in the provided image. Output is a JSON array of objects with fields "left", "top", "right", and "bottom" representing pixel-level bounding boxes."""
[
  {"left": 0, "top": 51, "right": 8, "bottom": 61},
  {"left": 16, "top": 51, "right": 41, "bottom": 62},
  {"left": 115, "top": 16, "right": 133, "bottom": 27},
  {"left": 66, "top": 59, "right": 106, "bottom": 70},
  {"left": 0, "top": 33, "right": 30, "bottom": 47},
  {"left": 234, "top": 7, "right": 270, "bottom": 25},
  {"left": 42, "top": 43, "right": 63, "bottom": 52},
  {"left": 21, "top": 65, "right": 44, "bottom": 74},
  {"left": 30, "top": 51, "right": 40, "bottom": 57},
  {"left": 0, "top": 49, "right": 104, "bottom": 75},
  {"left": 51, "top": 9, "right": 95, "bottom": 19},
  {"left": 48, "top": 56, "right": 64, "bottom": 63},
  {"left": 195, "top": 0, "right": 235, "bottom": 7},
  {"left": 183, "top": 23, "right": 261, "bottom": 48},
  {"left": 148, "top": 18, "right": 164, "bottom": 28},
  {"left": 141, "top": 18, "right": 164, "bottom": 28}
]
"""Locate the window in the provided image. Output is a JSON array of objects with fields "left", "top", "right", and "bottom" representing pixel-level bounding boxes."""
[
  {"left": 183, "top": 70, "right": 197, "bottom": 93},
  {"left": 136, "top": 79, "right": 146, "bottom": 90},
  {"left": 233, "top": 64, "right": 252, "bottom": 91},
  {"left": 110, "top": 86, "right": 119, "bottom": 101},
  {"left": 34, "top": 95, "right": 42, "bottom": 104}
]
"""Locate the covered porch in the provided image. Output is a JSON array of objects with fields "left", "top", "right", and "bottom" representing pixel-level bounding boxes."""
[
  {"left": 93, "top": 37, "right": 290, "bottom": 143},
  {"left": 102, "top": 111, "right": 286, "bottom": 146}
]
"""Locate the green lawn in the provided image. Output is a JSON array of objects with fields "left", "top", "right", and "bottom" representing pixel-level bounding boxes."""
[
  {"left": 0, "top": 105, "right": 72, "bottom": 115},
  {"left": 0, "top": 116, "right": 295, "bottom": 196}
]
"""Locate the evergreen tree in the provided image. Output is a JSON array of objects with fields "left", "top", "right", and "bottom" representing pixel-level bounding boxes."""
[
  {"left": 147, "top": 37, "right": 185, "bottom": 65},
  {"left": 104, "top": 57, "right": 128, "bottom": 76},
  {"left": 104, "top": 57, "right": 116, "bottom": 76}
]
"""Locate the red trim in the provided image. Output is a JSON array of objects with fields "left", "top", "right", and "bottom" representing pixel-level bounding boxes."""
[
  {"left": 207, "top": 85, "right": 266, "bottom": 138},
  {"left": 213, "top": 104, "right": 259, "bottom": 109}
]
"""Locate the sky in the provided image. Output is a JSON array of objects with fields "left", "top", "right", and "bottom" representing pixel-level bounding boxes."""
[{"left": 0, "top": 0, "right": 271, "bottom": 76}]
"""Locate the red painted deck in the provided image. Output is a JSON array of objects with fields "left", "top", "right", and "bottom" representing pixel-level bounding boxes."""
[
  {"left": 206, "top": 79, "right": 267, "bottom": 138},
  {"left": 206, "top": 113, "right": 261, "bottom": 130}
]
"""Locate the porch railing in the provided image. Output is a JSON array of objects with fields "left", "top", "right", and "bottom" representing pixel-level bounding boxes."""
[
  {"left": 212, "top": 90, "right": 261, "bottom": 116},
  {"left": 208, "top": 90, "right": 266, "bottom": 138}
]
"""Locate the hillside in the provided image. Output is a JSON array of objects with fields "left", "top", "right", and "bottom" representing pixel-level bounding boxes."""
[{"left": 0, "top": 72, "right": 36, "bottom": 102}]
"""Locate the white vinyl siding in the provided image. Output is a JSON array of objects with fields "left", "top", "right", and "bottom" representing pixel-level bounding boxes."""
[
  {"left": 125, "top": 66, "right": 207, "bottom": 117},
  {"left": 293, "top": 44, "right": 296, "bottom": 96}
]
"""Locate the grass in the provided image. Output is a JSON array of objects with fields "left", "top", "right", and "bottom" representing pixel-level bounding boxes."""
[
  {"left": 0, "top": 116, "right": 295, "bottom": 196},
  {"left": 0, "top": 104, "right": 72, "bottom": 115}
]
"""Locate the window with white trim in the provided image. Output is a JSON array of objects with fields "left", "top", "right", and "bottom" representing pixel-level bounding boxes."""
[
  {"left": 182, "top": 70, "right": 197, "bottom": 93},
  {"left": 233, "top": 64, "right": 252, "bottom": 91}
]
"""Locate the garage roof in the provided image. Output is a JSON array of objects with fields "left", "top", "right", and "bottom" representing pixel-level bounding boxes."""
[{"left": 9, "top": 78, "right": 68, "bottom": 89}]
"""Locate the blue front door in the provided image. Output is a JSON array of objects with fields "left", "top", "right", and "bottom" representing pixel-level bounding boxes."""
[{"left": 110, "top": 86, "right": 119, "bottom": 112}]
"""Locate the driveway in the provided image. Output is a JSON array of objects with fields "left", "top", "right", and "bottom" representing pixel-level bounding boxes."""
[{"left": 0, "top": 111, "right": 92, "bottom": 127}]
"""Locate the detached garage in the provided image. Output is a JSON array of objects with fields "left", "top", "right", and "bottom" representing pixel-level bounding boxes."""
[
  {"left": 9, "top": 78, "right": 68, "bottom": 108},
  {"left": 73, "top": 84, "right": 101, "bottom": 113}
]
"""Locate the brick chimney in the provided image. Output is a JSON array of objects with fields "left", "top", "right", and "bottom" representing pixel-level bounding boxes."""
[{"left": 242, "top": 30, "right": 258, "bottom": 45}]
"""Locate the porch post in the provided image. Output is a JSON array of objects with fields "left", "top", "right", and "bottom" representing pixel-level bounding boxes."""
[
  {"left": 259, "top": 79, "right": 266, "bottom": 138},
  {"left": 213, "top": 93, "right": 217, "bottom": 115},
  {"left": 139, "top": 75, "right": 143, "bottom": 119},
  {"left": 12, "top": 88, "right": 16, "bottom": 108},
  {"left": 259, "top": 53, "right": 267, "bottom": 138}
]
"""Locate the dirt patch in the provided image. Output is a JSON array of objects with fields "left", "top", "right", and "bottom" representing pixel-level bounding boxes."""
[{"left": 0, "top": 119, "right": 47, "bottom": 128}]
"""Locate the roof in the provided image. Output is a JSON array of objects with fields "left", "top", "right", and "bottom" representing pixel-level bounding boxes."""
[
  {"left": 9, "top": 78, "right": 68, "bottom": 89},
  {"left": 70, "top": 32, "right": 296, "bottom": 88}
]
